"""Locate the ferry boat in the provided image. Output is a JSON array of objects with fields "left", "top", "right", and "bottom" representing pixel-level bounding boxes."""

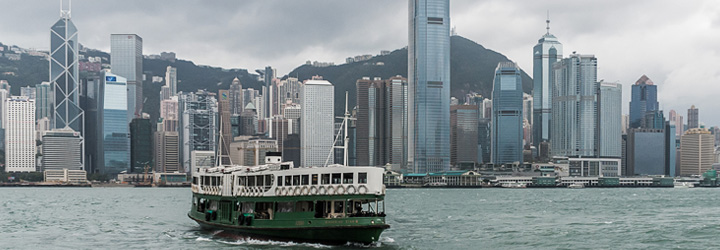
[
  {"left": 188, "top": 94, "right": 389, "bottom": 244},
  {"left": 567, "top": 183, "right": 585, "bottom": 189}
]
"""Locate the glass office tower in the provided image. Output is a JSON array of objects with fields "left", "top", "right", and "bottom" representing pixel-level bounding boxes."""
[
  {"left": 408, "top": 0, "right": 451, "bottom": 173},
  {"left": 532, "top": 19, "right": 563, "bottom": 148},
  {"left": 491, "top": 62, "right": 524, "bottom": 165}
]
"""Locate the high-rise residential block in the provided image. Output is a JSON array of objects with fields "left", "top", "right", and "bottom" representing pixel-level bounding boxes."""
[
  {"left": 300, "top": 79, "right": 334, "bottom": 167},
  {"left": 629, "top": 75, "right": 658, "bottom": 129},
  {"left": 532, "top": 17, "right": 563, "bottom": 149},
  {"left": 687, "top": 105, "right": 699, "bottom": 129},
  {"left": 229, "top": 77, "right": 243, "bottom": 115},
  {"left": 680, "top": 128, "right": 714, "bottom": 176},
  {"left": 551, "top": 53, "right": 598, "bottom": 157},
  {"left": 4, "top": 96, "right": 36, "bottom": 172},
  {"left": 110, "top": 34, "right": 143, "bottom": 122},
  {"left": 598, "top": 81, "right": 622, "bottom": 158},
  {"left": 165, "top": 66, "right": 177, "bottom": 97},
  {"left": 491, "top": 62, "right": 524, "bottom": 165},
  {"left": 408, "top": 0, "right": 451, "bottom": 173}
]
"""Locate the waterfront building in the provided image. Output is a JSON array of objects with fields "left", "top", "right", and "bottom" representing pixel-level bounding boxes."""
[
  {"left": 679, "top": 128, "right": 714, "bottom": 176},
  {"left": 626, "top": 128, "right": 666, "bottom": 176},
  {"left": 50, "top": 7, "right": 84, "bottom": 170},
  {"left": 218, "top": 89, "right": 232, "bottom": 164},
  {"left": 598, "top": 81, "right": 622, "bottom": 158},
  {"left": 130, "top": 117, "right": 153, "bottom": 173},
  {"left": 568, "top": 158, "right": 622, "bottom": 177},
  {"left": 451, "top": 105, "right": 478, "bottom": 168},
  {"left": 385, "top": 76, "right": 408, "bottom": 171},
  {"left": 629, "top": 75, "right": 658, "bottom": 129},
  {"left": 35, "top": 82, "right": 52, "bottom": 121},
  {"left": 229, "top": 77, "right": 243, "bottom": 115},
  {"left": 110, "top": 34, "right": 143, "bottom": 122},
  {"left": 532, "top": 17, "right": 563, "bottom": 149},
  {"left": 477, "top": 117, "right": 492, "bottom": 163},
  {"left": 4, "top": 96, "right": 36, "bottom": 172},
  {"left": 154, "top": 119, "right": 180, "bottom": 173},
  {"left": 86, "top": 72, "right": 130, "bottom": 175},
  {"left": 41, "top": 129, "right": 83, "bottom": 171},
  {"left": 178, "top": 90, "right": 217, "bottom": 171},
  {"left": 165, "top": 66, "right": 177, "bottom": 97},
  {"left": 491, "top": 62, "right": 524, "bottom": 165},
  {"left": 687, "top": 105, "right": 699, "bottom": 129},
  {"left": 409, "top": 0, "right": 451, "bottom": 173},
  {"left": 356, "top": 77, "right": 385, "bottom": 167},
  {"left": 300, "top": 79, "right": 334, "bottom": 167},
  {"left": 551, "top": 53, "right": 598, "bottom": 158}
]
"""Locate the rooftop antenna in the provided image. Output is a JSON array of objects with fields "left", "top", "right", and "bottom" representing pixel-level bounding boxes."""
[
  {"left": 546, "top": 10, "right": 550, "bottom": 35},
  {"left": 60, "top": 0, "right": 71, "bottom": 19}
]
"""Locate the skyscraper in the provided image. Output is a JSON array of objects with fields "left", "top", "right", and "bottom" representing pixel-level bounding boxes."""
[
  {"left": 229, "top": 77, "right": 243, "bottom": 115},
  {"left": 385, "top": 76, "right": 408, "bottom": 171},
  {"left": 451, "top": 105, "right": 479, "bottom": 167},
  {"left": 165, "top": 66, "right": 177, "bottom": 97},
  {"left": 130, "top": 117, "right": 153, "bottom": 173},
  {"left": 491, "top": 62, "right": 524, "bottom": 165},
  {"left": 668, "top": 110, "right": 684, "bottom": 137},
  {"left": 263, "top": 66, "right": 275, "bottom": 119},
  {"left": 680, "top": 128, "right": 714, "bottom": 176},
  {"left": 178, "top": 90, "right": 217, "bottom": 170},
  {"left": 629, "top": 75, "right": 658, "bottom": 129},
  {"left": 35, "top": 82, "right": 52, "bottom": 121},
  {"left": 20, "top": 87, "right": 36, "bottom": 100},
  {"left": 218, "top": 89, "right": 232, "bottom": 164},
  {"left": 551, "top": 53, "right": 598, "bottom": 158},
  {"left": 87, "top": 73, "right": 130, "bottom": 175},
  {"left": 300, "top": 79, "right": 334, "bottom": 167},
  {"left": 110, "top": 34, "right": 143, "bottom": 122},
  {"left": 50, "top": 5, "right": 84, "bottom": 170},
  {"left": 408, "top": 0, "right": 451, "bottom": 173},
  {"left": 687, "top": 105, "right": 699, "bottom": 129},
  {"left": 598, "top": 81, "right": 622, "bottom": 158},
  {"left": 356, "top": 77, "right": 385, "bottom": 167},
  {"left": 532, "top": 16, "right": 563, "bottom": 149},
  {"left": 4, "top": 96, "right": 36, "bottom": 172}
]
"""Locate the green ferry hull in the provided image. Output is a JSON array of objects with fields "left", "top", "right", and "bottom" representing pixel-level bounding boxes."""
[{"left": 189, "top": 214, "right": 389, "bottom": 244}]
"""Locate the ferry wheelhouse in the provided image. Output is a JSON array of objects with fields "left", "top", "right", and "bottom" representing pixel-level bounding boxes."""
[{"left": 188, "top": 154, "right": 389, "bottom": 244}]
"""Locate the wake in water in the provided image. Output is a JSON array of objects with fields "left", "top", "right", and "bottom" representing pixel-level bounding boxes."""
[{"left": 193, "top": 229, "right": 395, "bottom": 249}]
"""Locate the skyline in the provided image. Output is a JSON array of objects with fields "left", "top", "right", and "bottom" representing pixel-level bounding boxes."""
[{"left": 0, "top": 1, "right": 719, "bottom": 126}]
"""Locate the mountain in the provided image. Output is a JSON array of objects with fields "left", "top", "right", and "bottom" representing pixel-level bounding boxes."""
[{"left": 288, "top": 35, "right": 533, "bottom": 116}]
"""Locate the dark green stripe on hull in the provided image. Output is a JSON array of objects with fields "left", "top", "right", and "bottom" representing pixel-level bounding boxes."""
[{"left": 189, "top": 214, "right": 388, "bottom": 244}]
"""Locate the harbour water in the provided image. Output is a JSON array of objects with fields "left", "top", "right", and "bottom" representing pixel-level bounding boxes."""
[{"left": 1, "top": 188, "right": 718, "bottom": 249}]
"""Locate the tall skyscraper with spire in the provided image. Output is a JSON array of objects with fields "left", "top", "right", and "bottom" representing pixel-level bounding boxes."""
[
  {"left": 532, "top": 14, "right": 563, "bottom": 151},
  {"left": 50, "top": 1, "right": 84, "bottom": 170},
  {"left": 408, "top": 0, "right": 451, "bottom": 173}
]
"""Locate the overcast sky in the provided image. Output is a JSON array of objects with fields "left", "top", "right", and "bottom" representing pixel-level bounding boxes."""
[{"left": 1, "top": 0, "right": 719, "bottom": 126}]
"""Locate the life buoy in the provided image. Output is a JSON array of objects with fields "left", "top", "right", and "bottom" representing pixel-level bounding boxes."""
[
  {"left": 319, "top": 186, "right": 327, "bottom": 195},
  {"left": 282, "top": 187, "right": 289, "bottom": 196},
  {"left": 347, "top": 185, "right": 357, "bottom": 194},
  {"left": 301, "top": 186, "right": 309, "bottom": 195},
  {"left": 336, "top": 185, "right": 345, "bottom": 195},
  {"left": 358, "top": 185, "right": 368, "bottom": 194},
  {"left": 327, "top": 186, "right": 335, "bottom": 195},
  {"left": 294, "top": 187, "right": 302, "bottom": 196},
  {"left": 310, "top": 186, "right": 318, "bottom": 195},
  {"left": 275, "top": 187, "right": 282, "bottom": 196}
]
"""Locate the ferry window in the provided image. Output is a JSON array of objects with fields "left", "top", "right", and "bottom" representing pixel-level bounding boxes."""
[
  {"left": 255, "top": 202, "right": 273, "bottom": 220},
  {"left": 321, "top": 174, "right": 330, "bottom": 184},
  {"left": 277, "top": 176, "right": 283, "bottom": 186},
  {"left": 203, "top": 176, "right": 209, "bottom": 185},
  {"left": 241, "top": 202, "right": 255, "bottom": 213},
  {"left": 193, "top": 177, "right": 198, "bottom": 185},
  {"left": 285, "top": 176, "right": 292, "bottom": 186},
  {"left": 358, "top": 173, "right": 367, "bottom": 184},
  {"left": 343, "top": 173, "right": 354, "bottom": 184},
  {"left": 239, "top": 176, "right": 246, "bottom": 186},
  {"left": 293, "top": 175, "right": 300, "bottom": 186},
  {"left": 333, "top": 201, "right": 344, "bottom": 214},
  {"left": 312, "top": 174, "right": 318, "bottom": 185},
  {"left": 332, "top": 173, "right": 341, "bottom": 184},
  {"left": 296, "top": 201, "right": 313, "bottom": 212},
  {"left": 257, "top": 175, "right": 265, "bottom": 186},
  {"left": 248, "top": 176, "right": 256, "bottom": 186},
  {"left": 266, "top": 175, "right": 273, "bottom": 186},
  {"left": 277, "top": 202, "right": 294, "bottom": 213},
  {"left": 301, "top": 175, "right": 309, "bottom": 185}
]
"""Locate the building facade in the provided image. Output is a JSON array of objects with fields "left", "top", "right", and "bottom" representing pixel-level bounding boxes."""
[
  {"left": 165, "top": 66, "right": 177, "bottom": 97},
  {"left": 300, "top": 80, "right": 334, "bottom": 167},
  {"left": 42, "top": 129, "right": 83, "bottom": 171},
  {"left": 629, "top": 75, "right": 658, "bottom": 129},
  {"left": 4, "top": 97, "right": 36, "bottom": 172},
  {"left": 130, "top": 117, "right": 153, "bottom": 173},
  {"left": 450, "top": 105, "right": 478, "bottom": 167},
  {"left": 687, "top": 105, "right": 699, "bottom": 129},
  {"left": 90, "top": 73, "right": 131, "bottom": 175},
  {"left": 229, "top": 77, "right": 243, "bottom": 115},
  {"left": 598, "top": 81, "right": 622, "bottom": 158},
  {"left": 551, "top": 53, "right": 598, "bottom": 158},
  {"left": 178, "top": 90, "right": 217, "bottom": 171},
  {"left": 35, "top": 82, "right": 52, "bottom": 121},
  {"left": 491, "top": 62, "right": 524, "bottom": 165},
  {"left": 110, "top": 34, "right": 143, "bottom": 122},
  {"left": 680, "top": 128, "right": 714, "bottom": 176}
]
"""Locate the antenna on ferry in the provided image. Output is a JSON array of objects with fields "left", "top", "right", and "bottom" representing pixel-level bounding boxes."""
[
  {"left": 215, "top": 115, "right": 233, "bottom": 167},
  {"left": 324, "top": 91, "right": 354, "bottom": 167}
]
